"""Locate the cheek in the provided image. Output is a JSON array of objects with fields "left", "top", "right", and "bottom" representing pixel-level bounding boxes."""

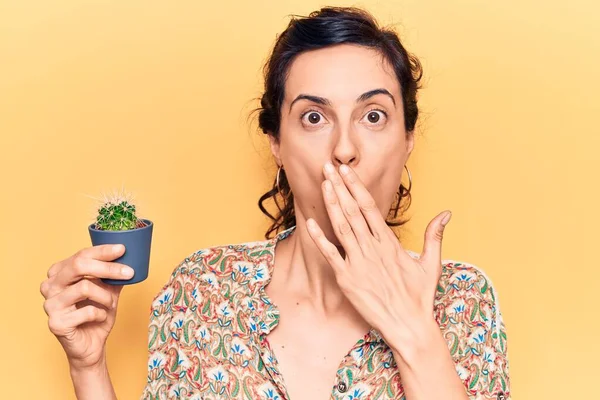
[
  {"left": 366, "top": 153, "right": 406, "bottom": 203},
  {"left": 374, "top": 143, "right": 405, "bottom": 179},
  {"left": 370, "top": 167, "right": 402, "bottom": 199},
  {"left": 280, "top": 138, "right": 330, "bottom": 192},
  {"left": 284, "top": 160, "right": 323, "bottom": 198}
]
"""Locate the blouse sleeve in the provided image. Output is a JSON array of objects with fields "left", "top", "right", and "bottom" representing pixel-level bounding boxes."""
[
  {"left": 140, "top": 256, "right": 204, "bottom": 400},
  {"left": 440, "top": 261, "right": 511, "bottom": 400}
]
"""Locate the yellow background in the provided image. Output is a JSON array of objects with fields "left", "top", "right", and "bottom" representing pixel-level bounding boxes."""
[{"left": 1, "top": 0, "right": 598, "bottom": 398}]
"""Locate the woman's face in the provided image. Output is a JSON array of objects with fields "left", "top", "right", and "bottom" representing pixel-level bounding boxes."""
[{"left": 269, "top": 43, "right": 414, "bottom": 239}]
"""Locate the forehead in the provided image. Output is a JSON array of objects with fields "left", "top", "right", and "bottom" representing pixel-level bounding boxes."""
[{"left": 283, "top": 44, "right": 400, "bottom": 105}]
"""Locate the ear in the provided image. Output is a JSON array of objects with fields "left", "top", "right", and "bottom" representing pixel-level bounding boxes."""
[
  {"left": 268, "top": 134, "right": 282, "bottom": 167},
  {"left": 406, "top": 132, "right": 415, "bottom": 158}
]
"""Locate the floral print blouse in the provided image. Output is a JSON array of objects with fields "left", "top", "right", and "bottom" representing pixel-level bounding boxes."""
[{"left": 141, "top": 225, "right": 510, "bottom": 400}]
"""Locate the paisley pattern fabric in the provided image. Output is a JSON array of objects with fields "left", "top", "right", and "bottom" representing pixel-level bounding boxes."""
[{"left": 141, "top": 225, "right": 510, "bottom": 399}]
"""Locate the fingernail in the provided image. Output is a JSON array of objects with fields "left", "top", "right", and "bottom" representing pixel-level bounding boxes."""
[
  {"left": 113, "top": 244, "right": 125, "bottom": 252},
  {"left": 324, "top": 162, "right": 334, "bottom": 173},
  {"left": 121, "top": 266, "right": 134, "bottom": 278},
  {"left": 339, "top": 164, "right": 350, "bottom": 175},
  {"left": 441, "top": 211, "right": 452, "bottom": 226}
]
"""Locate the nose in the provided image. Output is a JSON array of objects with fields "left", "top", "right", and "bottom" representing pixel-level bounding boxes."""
[{"left": 332, "top": 127, "right": 359, "bottom": 167}]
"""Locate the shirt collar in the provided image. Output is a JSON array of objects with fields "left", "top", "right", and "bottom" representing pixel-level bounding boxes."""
[{"left": 245, "top": 225, "right": 295, "bottom": 337}]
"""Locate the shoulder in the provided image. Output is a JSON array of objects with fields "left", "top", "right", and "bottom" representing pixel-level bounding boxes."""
[
  {"left": 150, "top": 235, "right": 276, "bottom": 310},
  {"left": 436, "top": 256, "right": 504, "bottom": 328},
  {"left": 421, "top": 254, "right": 511, "bottom": 398},
  {"left": 440, "top": 257, "right": 501, "bottom": 306},
  {"left": 405, "top": 250, "right": 501, "bottom": 304},
  {"left": 404, "top": 250, "right": 505, "bottom": 332},
  {"left": 431, "top": 255, "right": 509, "bottom": 359}
]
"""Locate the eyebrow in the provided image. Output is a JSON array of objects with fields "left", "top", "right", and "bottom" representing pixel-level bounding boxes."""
[{"left": 288, "top": 88, "right": 396, "bottom": 113}]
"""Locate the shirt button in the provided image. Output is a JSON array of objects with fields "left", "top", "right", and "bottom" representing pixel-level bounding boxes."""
[{"left": 336, "top": 381, "right": 348, "bottom": 393}]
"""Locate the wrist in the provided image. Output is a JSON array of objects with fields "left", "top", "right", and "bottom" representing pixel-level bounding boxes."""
[
  {"left": 69, "top": 356, "right": 117, "bottom": 400},
  {"left": 388, "top": 319, "right": 468, "bottom": 400},
  {"left": 388, "top": 318, "right": 445, "bottom": 366},
  {"left": 69, "top": 357, "right": 108, "bottom": 378}
]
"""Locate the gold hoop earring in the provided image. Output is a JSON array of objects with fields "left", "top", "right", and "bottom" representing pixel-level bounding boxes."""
[
  {"left": 385, "top": 164, "right": 412, "bottom": 224},
  {"left": 402, "top": 164, "right": 412, "bottom": 194},
  {"left": 276, "top": 165, "right": 292, "bottom": 207},
  {"left": 276, "top": 165, "right": 283, "bottom": 194},
  {"left": 275, "top": 166, "right": 292, "bottom": 209}
]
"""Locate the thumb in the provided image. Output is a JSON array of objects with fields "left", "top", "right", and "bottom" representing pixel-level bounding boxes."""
[{"left": 421, "top": 210, "right": 452, "bottom": 267}]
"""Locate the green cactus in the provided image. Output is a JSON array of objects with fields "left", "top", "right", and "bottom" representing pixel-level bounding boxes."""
[{"left": 92, "top": 189, "right": 147, "bottom": 231}]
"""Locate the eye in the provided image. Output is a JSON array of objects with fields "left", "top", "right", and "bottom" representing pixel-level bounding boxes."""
[
  {"left": 362, "top": 109, "right": 387, "bottom": 125},
  {"left": 301, "top": 110, "right": 325, "bottom": 126}
]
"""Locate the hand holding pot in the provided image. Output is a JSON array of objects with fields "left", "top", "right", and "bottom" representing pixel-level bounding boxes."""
[{"left": 40, "top": 244, "right": 133, "bottom": 371}]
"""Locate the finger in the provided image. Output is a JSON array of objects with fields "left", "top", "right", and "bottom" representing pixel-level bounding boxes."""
[
  {"left": 46, "top": 244, "right": 124, "bottom": 280},
  {"left": 47, "top": 262, "right": 63, "bottom": 278},
  {"left": 79, "top": 243, "right": 126, "bottom": 262},
  {"left": 338, "top": 164, "right": 396, "bottom": 246},
  {"left": 321, "top": 178, "right": 363, "bottom": 261},
  {"left": 51, "top": 257, "right": 133, "bottom": 296},
  {"left": 324, "top": 163, "right": 375, "bottom": 256},
  {"left": 306, "top": 218, "right": 346, "bottom": 273},
  {"left": 44, "top": 279, "right": 114, "bottom": 315},
  {"left": 48, "top": 305, "right": 108, "bottom": 336},
  {"left": 420, "top": 210, "right": 452, "bottom": 269}
]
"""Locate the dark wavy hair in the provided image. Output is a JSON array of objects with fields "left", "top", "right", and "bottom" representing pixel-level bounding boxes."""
[{"left": 252, "top": 6, "right": 423, "bottom": 239}]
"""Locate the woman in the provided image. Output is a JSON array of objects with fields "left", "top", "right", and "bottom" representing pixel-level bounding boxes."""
[{"left": 40, "top": 6, "right": 510, "bottom": 400}]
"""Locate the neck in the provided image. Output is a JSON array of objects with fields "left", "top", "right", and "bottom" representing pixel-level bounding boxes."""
[{"left": 272, "top": 217, "right": 350, "bottom": 316}]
